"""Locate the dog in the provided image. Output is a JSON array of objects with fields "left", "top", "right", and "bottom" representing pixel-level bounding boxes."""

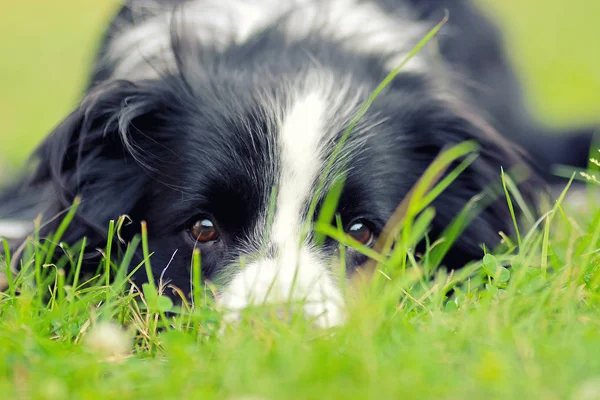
[{"left": 0, "top": 0, "right": 594, "bottom": 327}]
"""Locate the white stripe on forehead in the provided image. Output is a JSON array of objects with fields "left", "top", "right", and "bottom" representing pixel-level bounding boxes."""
[
  {"left": 217, "top": 90, "right": 346, "bottom": 328},
  {"left": 107, "top": 0, "right": 426, "bottom": 80},
  {"left": 271, "top": 91, "right": 326, "bottom": 246}
]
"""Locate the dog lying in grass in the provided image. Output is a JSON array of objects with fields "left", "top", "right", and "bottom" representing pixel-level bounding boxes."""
[{"left": 0, "top": 0, "right": 594, "bottom": 327}]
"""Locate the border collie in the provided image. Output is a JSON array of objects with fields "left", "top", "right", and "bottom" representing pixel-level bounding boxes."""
[{"left": 0, "top": 0, "right": 593, "bottom": 327}]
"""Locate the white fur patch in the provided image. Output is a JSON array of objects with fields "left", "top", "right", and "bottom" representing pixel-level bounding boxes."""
[
  {"left": 271, "top": 92, "right": 325, "bottom": 246},
  {"left": 218, "top": 91, "right": 345, "bottom": 328},
  {"left": 0, "top": 220, "right": 31, "bottom": 239},
  {"left": 107, "top": 0, "right": 426, "bottom": 79}
]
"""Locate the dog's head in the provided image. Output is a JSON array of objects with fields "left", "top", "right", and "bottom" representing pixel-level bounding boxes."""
[{"left": 13, "top": 23, "right": 535, "bottom": 327}]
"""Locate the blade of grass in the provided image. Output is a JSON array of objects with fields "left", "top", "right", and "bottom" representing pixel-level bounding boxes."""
[
  {"left": 501, "top": 168, "right": 521, "bottom": 249},
  {"left": 541, "top": 215, "right": 550, "bottom": 279},
  {"left": 314, "top": 175, "right": 346, "bottom": 245},
  {"left": 192, "top": 249, "right": 202, "bottom": 310},
  {"left": 2, "top": 239, "right": 14, "bottom": 297},
  {"left": 105, "top": 219, "right": 115, "bottom": 291},
  {"left": 43, "top": 197, "right": 81, "bottom": 266},
  {"left": 335, "top": 214, "right": 347, "bottom": 297},
  {"left": 140, "top": 221, "right": 156, "bottom": 291},
  {"left": 68, "top": 237, "right": 87, "bottom": 313},
  {"left": 502, "top": 172, "right": 535, "bottom": 224},
  {"left": 420, "top": 153, "right": 478, "bottom": 209},
  {"left": 385, "top": 207, "right": 436, "bottom": 275}
]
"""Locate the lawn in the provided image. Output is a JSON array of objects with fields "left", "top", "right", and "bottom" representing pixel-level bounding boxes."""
[{"left": 1, "top": 2, "right": 600, "bottom": 399}]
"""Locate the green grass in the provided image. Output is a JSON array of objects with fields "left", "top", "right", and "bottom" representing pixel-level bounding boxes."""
[
  {"left": 2, "top": 145, "right": 600, "bottom": 399},
  {"left": 1, "top": 2, "right": 600, "bottom": 399}
]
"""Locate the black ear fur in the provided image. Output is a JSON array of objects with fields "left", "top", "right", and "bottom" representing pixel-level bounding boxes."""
[
  {"left": 2, "top": 80, "right": 170, "bottom": 258},
  {"left": 424, "top": 101, "right": 541, "bottom": 268}
]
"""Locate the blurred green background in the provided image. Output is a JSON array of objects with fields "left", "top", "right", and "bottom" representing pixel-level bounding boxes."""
[{"left": 0, "top": 1, "right": 599, "bottom": 171}]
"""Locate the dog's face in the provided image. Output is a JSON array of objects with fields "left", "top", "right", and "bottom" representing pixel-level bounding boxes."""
[{"left": 24, "top": 12, "right": 531, "bottom": 327}]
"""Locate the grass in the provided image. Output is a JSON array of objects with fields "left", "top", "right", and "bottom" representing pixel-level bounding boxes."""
[
  {"left": 2, "top": 147, "right": 600, "bottom": 399},
  {"left": 1, "top": 1, "right": 600, "bottom": 399}
]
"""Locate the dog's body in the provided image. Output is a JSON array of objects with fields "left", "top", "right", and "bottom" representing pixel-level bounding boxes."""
[{"left": 0, "top": 0, "right": 593, "bottom": 326}]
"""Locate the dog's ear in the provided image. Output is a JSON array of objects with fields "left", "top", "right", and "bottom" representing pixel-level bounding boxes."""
[
  {"left": 8, "top": 80, "right": 171, "bottom": 249},
  {"left": 417, "top": 100, "right": 541, "bottom": 268}
]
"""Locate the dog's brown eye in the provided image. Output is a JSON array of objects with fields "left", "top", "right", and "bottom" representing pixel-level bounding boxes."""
[
  {"left": 346, "top": 219, "right": 374, "bottom": 246},
  {"left": 190, "top": 218, "right": 219, "bottom": 243}
]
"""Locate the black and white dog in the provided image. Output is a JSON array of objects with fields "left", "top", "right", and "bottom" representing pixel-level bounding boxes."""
[{"left": 0, "top": 0, "right": 593, "bottom": 326}]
